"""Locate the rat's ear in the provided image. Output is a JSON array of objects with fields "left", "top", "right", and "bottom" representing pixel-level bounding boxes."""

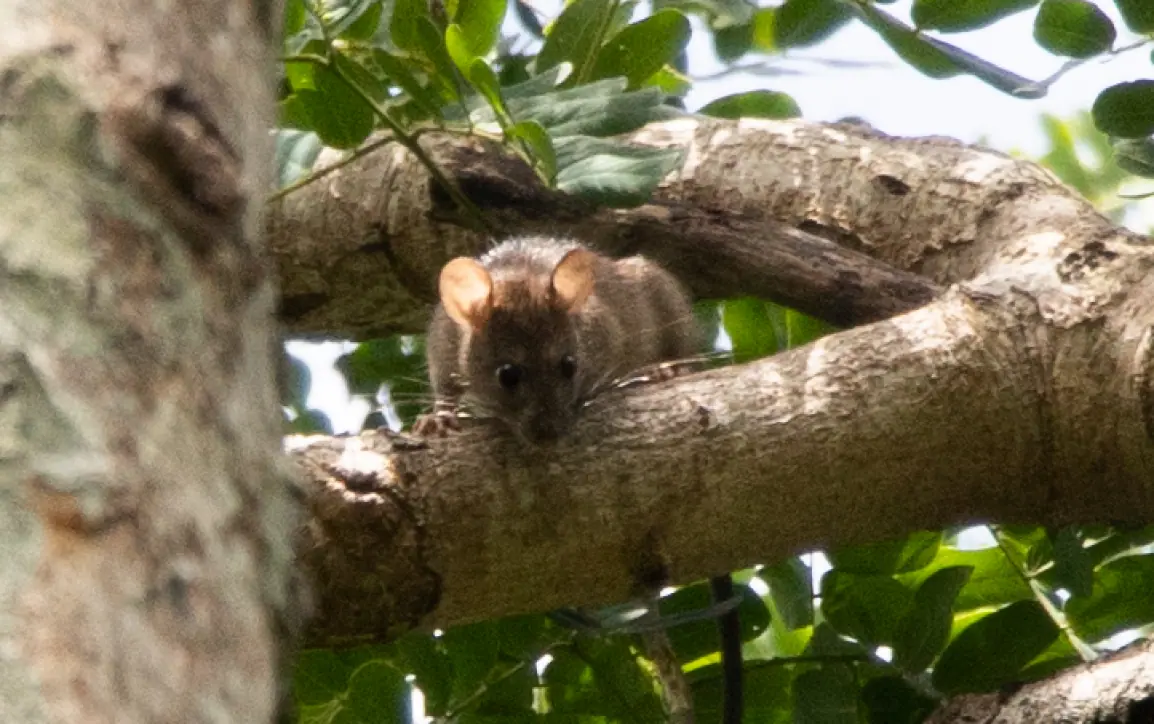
[
  {"left": 440, "top": 257, "right": 493, "bottom": 329},
  {"left": 551, "top": 248, "right": 596, "bottom": 312}
]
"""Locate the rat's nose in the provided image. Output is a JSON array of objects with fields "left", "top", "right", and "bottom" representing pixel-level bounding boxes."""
[{"left": 525, "top": 413, "right": 571, "bottom": 444}]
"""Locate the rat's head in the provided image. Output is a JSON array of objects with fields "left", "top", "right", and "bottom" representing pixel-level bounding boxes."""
[{"left": 438, "top": 248, "right": 597, "bottom": 445}]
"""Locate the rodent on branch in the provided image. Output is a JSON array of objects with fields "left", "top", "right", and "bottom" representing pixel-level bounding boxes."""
[{"left": 415, "top": 236, "right": 702, "bottom": 444}]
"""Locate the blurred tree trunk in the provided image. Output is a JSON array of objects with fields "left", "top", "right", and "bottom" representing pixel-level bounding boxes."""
[{"left": 0, "top": 1, "right": 303, "bottom": 723}]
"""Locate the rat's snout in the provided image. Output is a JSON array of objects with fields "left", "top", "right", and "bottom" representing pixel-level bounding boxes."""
[{"left": 521, "top": 409, "right": 575, "bottom": 444}]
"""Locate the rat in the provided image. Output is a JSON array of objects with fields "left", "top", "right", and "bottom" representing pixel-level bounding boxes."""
[
  {"left": 414, "top": 236, "right": 743, "bottom": 724},
  {"left": 414, "top": 235, "right": 702, "bottom": 443}
]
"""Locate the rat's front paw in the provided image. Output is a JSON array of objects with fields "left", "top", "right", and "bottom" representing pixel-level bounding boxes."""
[{"left": 412, "top": 409, "right": 461, "bottom": 438}]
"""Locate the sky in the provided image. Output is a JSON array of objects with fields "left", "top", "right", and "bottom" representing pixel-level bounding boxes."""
[{"left": 289, "top": 0, "right": 1153, "bottom": 434}]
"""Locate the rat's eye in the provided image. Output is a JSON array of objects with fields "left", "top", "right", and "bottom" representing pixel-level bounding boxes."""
[
  {"left": 559, "top": 355, "right": 577, "bottom": 379},
  {"left": 497, "top": 363, "right": 524, "bottom": 391}
]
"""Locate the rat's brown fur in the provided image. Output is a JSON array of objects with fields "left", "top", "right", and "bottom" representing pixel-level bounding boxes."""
[{"left": 418, "top": 236, "right": 701, "bottom": 444}]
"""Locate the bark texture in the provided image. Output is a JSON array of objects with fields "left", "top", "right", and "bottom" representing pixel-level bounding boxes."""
[
  {"left": 0, "top": 2, "right": 302, "bottom": 723},
  {"left": 279, "top": 116, "right": 1154, "bottom": 643}
]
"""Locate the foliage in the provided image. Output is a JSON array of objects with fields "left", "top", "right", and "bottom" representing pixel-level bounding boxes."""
[{"left": 275, "top": 0, "right": 1154, "bottom": 722}]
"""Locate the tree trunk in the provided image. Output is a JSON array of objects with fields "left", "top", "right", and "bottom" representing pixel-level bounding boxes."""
[{"left": 0, "top": 2, "right": 302, "bottom": 722}]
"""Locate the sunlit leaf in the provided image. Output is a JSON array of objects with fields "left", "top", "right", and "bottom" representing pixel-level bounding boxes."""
[
  {"left": 699, "top": 90, "right": 801, "bottom": 119},
  {"left": 453, "top": 0, "right": 507, "bottom": 57},
  {"left": 828, "top": 532, "right": 942, "bottom": 575},
  {"left": 1065, "top": 553, "right": 1154, "bottom": 642},
  {"left": 590, "top": 10, "right": 692, "bottom": 87}
]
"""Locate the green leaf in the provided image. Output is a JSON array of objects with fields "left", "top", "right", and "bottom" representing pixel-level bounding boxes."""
[
  {"left": 471, "top": 663, "right": 536, "bottom": 715},
  {"left": 722, "top": 298, "right": 785, "bottom": 362},
  {"left": 645, "top": 65, "right": 693, "bottom": 97},
  {"left": 287, "top": 408, "right": 334, "bottom": 434},
  {"left": 1049, "top": 527, "right": 1094, "bottom": 598},
  {"left": 284, "top": 39, "right": 326, "bottom": 91},
  {"left": 502, "top": 65, "right": 568, "bottom": 100},
  {"left": 1065, "top": 553, "right": 1154, "bottom": 642},
  {"left": 860, "top": 676, "right": 937, "bottom": 724},
  {"left": 1093, "top": 81, "right": 1154, "bottom": 138},
  {"left": 659, "top": 581, "right": 771, "bottom": 662},
  {"left": 508, "top": 120, "right": 558, "bottom": 181},
  {"left": 281, "top": 350, "right": 313, "bottom": 409},
  {"left": 554, "top": 144, "right": 685, "bottom": 207},
  {"left": 819, "top": 570, "right": 914, "bottom": 645},
  {"left": 751, "top": 8, "right": 778, "bottom": 52},
  {"left": 897, "top": 546, "right": 1033, "bottom": 611},
  {"left": 773, "top": 0, "right": 853, "bottom": 49},
  {"left": 713, "top": 22, "right": 754, "bottom": 63},
  {"left": 690, "top": 663, "right": 792, "bottom": 723},
  {"left": 341, "top": 1, "right": 383, "bottom": 41},
  {"left": 762, "top": 557, "right": 814, "bottom": 630},
  {"left": 1034, "top": 0, "right": 1116, "bottom": 59},
  {"left": 590, "top": 10, "right": 692, "bottom": 88},
  {"left": 912, "top": 0, "right": 1038, "bottom": 32},
  {"left": 1114, "top": 0, "right": 1154, "bottom": 32},
  {"left": 699, "top": 90, "right": 801, "bottom": 119},
  {"left": 932, "top": 600, "right": 1060, "bottom": 694},
  {"left": 333, "top": 51, "right": 388, "bottom": 105},
  {"left": 295, "top": 65, "right": 376, "bottom": 149},
  {"left": 442, "top": 620, "right": 500, "bottom": 702},
  {"left": 494, "top": 614, "right": 556, "bottom": 659},
  {"left": 792, "top": 664, "right": 858, "bottom": 724},
  {"left": 327, "top": 0, "right": 381, "bottom": 39},
  {"left": 415, "top": 18, "right": 463, "bottom": 102},
  {"left": 293, "top": 649, "right": 354, "bottom": 707},
  {"left": 347, "top": 661, "right": 412, "bottom": 724},
  {"left": 786, "top": 308, "right": 838, "bottom": 347},
  {"left": 544, "top": 638, "right": 665, "bottom": 720},
  {"left": 805, "top": 621, "right": 870, "bottom": 657},
  {"left": 1117, "top": 154, "right": 1154, "bottom": 183},
  {"left": 892, "top": 566, "right": 972, "bottom": 673},
  {"left": 273, "top": 130, "right": 323, "bottom": 189},
  {"left": 537, "top": 0, "right": 617, "bottom": 81},
  {"left": 393, "top": 632, "right": 453, "bottom": 715},
  {"left": 654, "top": 0, "right": 754, "bottom": 28},
  {"left": 485, "top": 81, "right": 671, "bottom": 138},
  {"left": 828, "top": 532, "right": 942, "bottom": 575},
  {"left": 391, "top": 0, "right": 429, "bottom": 51},
  {"left": 284, "top": 0, "right": 309, "bottom": 39},
  {"left": 453, "top": 0, "right": 507, "bottom": 57},
  {"left": 372, "top": 50, "right": 445, "bottom": 120}
]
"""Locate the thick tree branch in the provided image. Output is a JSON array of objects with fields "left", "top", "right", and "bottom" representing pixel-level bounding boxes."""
[
  {"left": 266, "top": 117, "right": 1076, "bottom": 338},
  {"left": 291, "top": 278, "right": 1153, "bottom": 643}
]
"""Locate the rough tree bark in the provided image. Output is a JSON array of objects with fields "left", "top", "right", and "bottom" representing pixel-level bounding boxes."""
[
  {"left": 0, "top": 1, "right": 302, "bottom": 723},
  {"left": 272, "top": 118, "right": 1154, "bottom": 721}
]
